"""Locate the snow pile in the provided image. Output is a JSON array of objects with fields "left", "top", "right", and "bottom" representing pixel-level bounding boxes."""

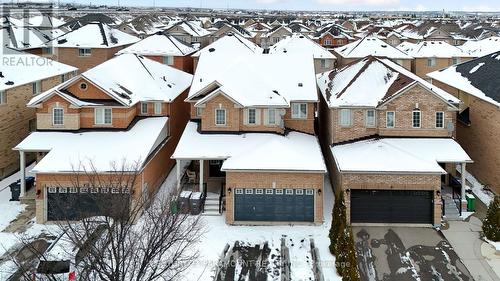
[
  {"left": 469, "top": 62, "right": 485, "bottom": 73},
  {"left": 118, "top": 34, "right": 199, "bottom": 56}
]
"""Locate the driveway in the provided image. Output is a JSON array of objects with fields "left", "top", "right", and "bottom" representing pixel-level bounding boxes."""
[{"left": 352, "top": 226, "right": 473, "bottom": 281}]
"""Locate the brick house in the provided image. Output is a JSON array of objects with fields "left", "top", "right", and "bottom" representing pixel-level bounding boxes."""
[
  {"left": 312, "top": 24, "right": 354, "bottom": 50},
  {"left": 427, "top": 51, "right": 500, "bottom": 195},
  {"left": 14, "top": 54, "right": 193, "bottom": 223},
  {"left": 0, "top": 48, "right": 76, "bottom": 180},
  {"left": 260, "top": 25, "right": 293, "bottom": 49},
  {"left": 317, "top": 57, "right": 472, "bottom": 226},
  {"left": 164, "top": 20, "right": 211, "bottom": 47},
  {"left": 207, "top": 21, "right": 256, "bottom": 45},
  {"left": 172, "top": 51, "right": 326, "bottom": 225},
  {"left": 117, "top": 33, "right": 199, "bottom": 74}
]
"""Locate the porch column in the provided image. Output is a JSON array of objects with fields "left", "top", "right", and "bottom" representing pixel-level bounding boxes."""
[
  {"left": 461, "top": 162, "right": 467, "bottom": 209},
  {"left": 176, "top": 159, "right": 181, "bottom": 192},
  {"left": 199, "top": 160, "right": 204, "bottom": 193},
  {"left": 19, "top": 150, "right": 26, "bottom": 197}
]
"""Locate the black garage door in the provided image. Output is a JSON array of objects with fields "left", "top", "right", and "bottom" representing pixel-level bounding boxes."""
[
  {"left": 351, "top": 190, "right": 433, "bottom": 224},
  {"left": 47, "top": 186, "right": 130, "bottom": 221},
  {"left": 234, "top": 188, "right": 314, "bottom": 222}
]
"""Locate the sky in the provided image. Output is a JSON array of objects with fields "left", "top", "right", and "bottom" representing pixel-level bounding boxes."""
[{"left": 80, "top": 0, "right": 500, "bottom": 12}]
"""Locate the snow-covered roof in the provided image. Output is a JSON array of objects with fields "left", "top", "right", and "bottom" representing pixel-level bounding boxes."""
[
  {"left": 192, "top": 33, "right": 262, "bottom": 58},
  {"left": 49, "top": 22, "right": 140, "bottom": 48},
  {"left": 334, "top": 36, "right": 412, "bottom": 59},
  {"left": 117, "top": 34, "right": 198, "bottom": 56},
  {"left": 1, "top": 25, "right": 53, "bottom": 49},
  {"left": 459, "top": 36, "right": 500, "bottom": 57},
  {"left": 14, "top": 117, "right": 169, "bottom": 173},
  {"left": 317, "top": 56, "right": 460, "bottom": 108},
  {"left": 331, "top": 138, "right": 472, "bottom": 174},
  {"left": 427, "top": 51, "right": 500, "bottom": 107},
  {"left": 172, "top": 122, "right": 326, "bottom": 172},
  {"left": 165, "top": 21, "right": 210, "bottom": 37},
  {"left": 28, "top": 54, "right": 193, "bottom": 107},
  {"left": 398, "top": 40, "right": 472, "bottom": 58},
  {"left": 268, "top": 33, "right": 336, "bottom": 59},
  {"left": 0, "top": 48, "right": 76, "bottom": 91}
]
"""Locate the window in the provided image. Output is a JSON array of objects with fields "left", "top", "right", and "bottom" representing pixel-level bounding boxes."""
[
  {"left": 80, "top": 187, "right": 88, "bottom": 193},
  {"left": 291, "top": 103, "right": 307, "bottom": 119},
  {"left": 435, "top": 112, "right": 444, "bottom": 128},
  {"left": 215, "top": 108, "right": 226, "bottom": 125},
  {"left": 32, "top": 81, "right": 41, "bottom": 95},
  {"left": 43, "top": 47, "right": 53, "bottom": 55},
  {"left": 339, "top": 109, "right": 351, "bottom": 127},
  {"left": 48, "top": 187, "right": 57, "bottom": 193},
  {"left": 412, "top": 110, "right": 421, "bottom": 128},
  {"left": 91, "top": 187, "right": 99, "bottom": 193},
  {"left": 61, "top": 73, "right": 71, "bottom": 83},
  {"left": 111, "top": 188, "right": 120, "bottom": 194},
  {"left": 69, "top": 187, "right": 78, "bottom": 193},
  {"left": 324, "top": 38, "right": 332, "bottom": 46},
  {"left": 79, "top": 83, "right": 87, "bottom": 90},
  {"left": 320, "top": 59, "right": 330, "bottom": 68},
  {"left": 452, "top": 57, "right": 460, "bottom": 65},
  {"left": 53, "top": 108, "right": 64, "bottom": 125},
  {"left": 59, "top": 187, "right": 67, "bottom": 193},
  {"left": 154, "top": 102, "right": 162, "bottom": 115},
  {"left": 78, "top": 48, "right": 91, "bottom": 56},
  {"left": 265, "top": 189, "right": 273, "bottom": 194},
  {"left": 101, "top": 187, "right": 109, "bottom": 193},
  {"left": 141, "top": 102, "right": 148, "bottom": 114},
  {"left": 245, "top": 188, "right": 253, "bottom": 194},
  {"left": 285, "top": 189, "right": 294, "bottom": 195},
  {"left": 275, "top": 189, "right": 283, "bottom": 195},
  {"left": 163, "top": 56, "right": 174, "bottom": 65},
  {"left": 196, "top": 107, "right": 203, "bottom": 117},
  {"left": 386, "top": 111, "right": 395, "bottom": 128},
  {"left": 427, "top": 57, "right": 436, "bottom": 67},
  {"left": 235, "top": 188, "right": 243, "bottom": 194},
  {"left": 365, "top": 109, "right": 376, "bottom": 127},
  {"left": 248, "top": 108, "right": 256, "bottom": 124},
  {"left": 296, "top": 189, "right": 304, "bottom": 195},
  {"left": 95, "top": 108, "right": 112, "bottom": 125},
  {"left": 306, "top": 189, "right": 314, "bottom": 196},
  {"left": 0, "top": 90, "right": 6, "bottom": 104},
  {"left": 255, "top": 189, "right": 263, "bottom": 194},
  {"left": 268, "top": 108, "right": 276, "bottom": 125}
]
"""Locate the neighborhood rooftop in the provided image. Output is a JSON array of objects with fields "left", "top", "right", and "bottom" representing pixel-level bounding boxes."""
[{"left": 117, "top": 34, "right": 199, "bottom": 56}]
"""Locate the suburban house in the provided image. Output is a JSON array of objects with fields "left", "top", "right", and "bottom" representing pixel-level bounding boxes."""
[
  {"left": 14, "top": 54, "right": 193, "bottom": 223},
  {"left": 207, "top": 21, "right": 255, "bottom": 44},
  {"left": 117, "top": 33, "right": 199, "bottom": 73},
  {"left": 317, "top": 56, "right": 472, "bottom": 226},
  {"left": 172, "top": 50, "right": 326, "bottom": 224},
  {"left": 164, "top": 20, "right": 211, "bottom": 47},
  {"left": 427, "top": 51, "right": 500, "bottom": 194},
  {"left": 397, "top": 40, "right": 473, "bottom": 79},
  {"left": 312, "top": 24, "right": 353, "bottom": 50},
  {"left": 260, "top": 25, "right": 293, "bottom": 49},
  {"left": 268, "top": 33, "right": 337, "bottom": 74},
  {"left": 0, "top": 48, "right": 76, "bottom": 180},
  {"left": 117, "top": 14, "right": 167, "bottom": 39},
  {"left": 333, "top": 35, "right": 413, "bottom": 70},
  {"left": 41, "top": 22, "right": 140, "bottom": 73}
]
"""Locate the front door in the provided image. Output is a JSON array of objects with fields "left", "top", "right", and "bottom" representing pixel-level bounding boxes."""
[{"left": 209, "top": 160, "right": 225, "bottom": 178}]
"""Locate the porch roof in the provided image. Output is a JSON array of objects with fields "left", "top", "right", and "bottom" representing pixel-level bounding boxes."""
[
  {"left": 172, "top": 122, "right": 326, "bottom": 173},
  {"left": 331, "top": 138, "right": 472, "bottom": 174}
]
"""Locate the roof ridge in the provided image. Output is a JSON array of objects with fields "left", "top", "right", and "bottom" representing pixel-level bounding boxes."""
[{"left": 335, "top": 57, "right": 375, "bottom": 99}]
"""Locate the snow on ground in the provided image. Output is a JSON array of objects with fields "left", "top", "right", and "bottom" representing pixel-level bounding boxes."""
[
  {"left": 457, "top": 165, "right": 495, "bottom": 206},
  {"left": 485, "top": 239, "right": 500, "bottom": 252}
]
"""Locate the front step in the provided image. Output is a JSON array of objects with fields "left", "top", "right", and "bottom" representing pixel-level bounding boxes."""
[{"left": 202, "top": 197, "right": 222, "bottom": 216}]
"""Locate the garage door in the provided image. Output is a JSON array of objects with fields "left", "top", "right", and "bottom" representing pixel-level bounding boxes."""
[
  {"left": 234, "top": 188, "right": 314, "bottom": 222},
  {"left": 47, "top": 186, "right": 130, "bottom": 221},
  {"left": 350, "top": 190, "right": 433, "bottom": 224}
]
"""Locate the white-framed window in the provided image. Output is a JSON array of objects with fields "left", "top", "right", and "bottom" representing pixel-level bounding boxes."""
[
  {"left": 61, "top": 73, "right": 70, "bottom": 83},
  {"left": 245, "top": 188, "right": 253, "bottom": 194},
  {"left": 275, "top": 189, "right": 283, "bottom": 195},
  {"left": 123, "top": 188, "right": 130, "bottom": 194},
  {"left": 412, "top": 110, "right": 421, "bottom": 128},
  {"left": 306, "top": 189, "right": 314, "bottom": 196},
  {"left": 163, "top": 56, "right": 174, "bottom": 65},
  {"left": 59, "top": 187, "right": 67, "bottom": 193},
  {"left": 196, "top": 107, "right": 203, "bottom": 117},
  {"left": 452, "top": 57, "right": 460, "bottom": 65},
  {"left": 386, "top": 111, "right": 395, "bottom": 128},
  {"left": 78, "top": 48, "right": 91, "bottom": 57},
  {"left": 141, "top": 102, "right": 148, "bottom": 115},
  {"left": 80, "top": 187, "right": 88, "bottom": 193},
  {"left": 247, "top": 108, "right": 256, "bottom": 124},
  {"left": 235, "top": 188, "right": 243, "bottom": 194},
  {"left": 427, "top": 57, "right": 436, "bottom": 67},
  {"left": 154, "top": 102, "right": 162, "bottom": 115},
  {"left": 435, "top": 111, "right": 444, "bottom": 128},
  {"left": 0, "top": 90, "right": 6, "bottom": 104},
  {"left": 296, "top": 189, "right": 304, "bottom": 195},
  {"left": 90, "top": 187, "right": 99, "bottom": 193},
  {"left": 53, "top": 107, "right": 64, "bottom": 125},
  {"left": 291, "top": 103, "right": 307, "bottom": 119},
  {"left": 215, "top": 108, "right": 226, "bottom": 125},
  {"left": 43, "top": 46, "right": 53, "bottom": 55},
  {"left": 265, "top": 189, "right": 273, "bottom": 195},
  {"left": 255, "top": 189, "right": 263, "bottom": 194},
  {"left": 69, "top": 187, "right": 78, "bottom": 193},
  {"left": 320, "top": 59, "right": 330, "bottom": 68},
  {"left": 365, "top": 109, "right": 376, "bottom": 127},
  {"left": 267, "top": 108, "right": 276, "bottom": 125},
  {"left": 48, "top": 187, "right": 57, "bottom": 193},
  {"left": 285, "top": 189, "right": 294, "bottom": 195},
  {"left": 339, "top": 109, "right": 351, "bottom": 127},
  {"left": 32, "top": 81, "right": 41, "bottom": 95},
  {"left": 111, "top": 188, "right": 120, "bottom": 194},
  {"left": 101, "top": 187, "right": 109, "bottom": 193},
  {"left": 95, "top": 108, "right": 112, "bottom": 125},
  {"left": 324, "top": 38, "right": 332, "bottom": 46}
]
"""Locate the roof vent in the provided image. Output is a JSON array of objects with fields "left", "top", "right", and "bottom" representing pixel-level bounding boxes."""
[
  {"left": 298, "top": 83, "right": 303, "bottom": 87},
  {"left": 381, "top": 44, "right": 387, "bottom": 48},
  {"left": 299, "top": 35, "right": 304, "bottom": 38},
  {"left": 208, "top": 48, "right": 215, "bottom": 52},
  {"left": 272, "top": 90, "right": 279, "bottom": 94},
  {"left": 227, "top": 33, "right": 233, "bottom": 36},
  {"left": 5, "top": 81, "right": 13, "bottom": 85}
]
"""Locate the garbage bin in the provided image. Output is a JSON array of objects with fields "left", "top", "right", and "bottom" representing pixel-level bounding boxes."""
[
  {"left": 25, "top": 176, "right": 35, "bottom": 191},
  {"left": 9, "top": 180, "right": 21, "bottom": 201},
  {"left": 466, "top": 193, "right": 475, "bottom": 212},
  {"left": 177, "top": 191, "right": 192, "bottom": 214},
  {"left": 170, "top": 200, "right": 178, "bottom": 214},
  {"left": 190, "top": 192, "right": 203, "bottom": 215}
]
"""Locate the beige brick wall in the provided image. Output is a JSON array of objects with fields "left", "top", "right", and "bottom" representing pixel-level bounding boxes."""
[
  {"left": 225, "top": 171, "right": 325, "bottom": 224},
  {"left": 51, "top": 46, "right": 131, "bottom": 73},
  {"left": 414, "top": 57, "right": 472, "bottom": 79}
]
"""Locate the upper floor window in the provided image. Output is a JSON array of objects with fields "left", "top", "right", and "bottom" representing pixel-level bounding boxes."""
[
  {"left": 291, "top": 103, "right": 307, "bottom": 119},
  {"left": 53, "top": 107, "right": 64, "bottom": 125},
  {"left": 386, "top": 111, "right": 395, "bottom": 128},
  {"left": 0, "top": 90, "right": 6, "bottom": 104},
  {"left": 427, "top": 57, "right": 436, "bottom": 67},
  {"left": 163, "top": 56, "right": 174, "bottom": 66},
  {"left": 365, "top": 109, "right": 376, "bottom": 127},
  {"left": 339, "top": 109, "right": 351, "bottom": 127},
  {"left": 215, "top": 108, "right": 226, "bottom": 125},
  {"left": 435, "top": 112, "right": 444, "bottom": 128},
  {"left": 43, "top": 47, "right": 53, "bottom": 55},
  {"left": 324, "top": 38, "right": 332, "bottom": 46},
  {"left": 320, "top": 59, "right": 331, "bottom": 69},
  {"left": 268, "top": 108, "right": 276, "bottom": 125},
  {"left": 154, "top": 102, "right": 162, "bottom": 115},
  {"left": 78, "top": 48, "right": 91, "bottom": 57},
  {"left": 32, "top": 81, "right": 41, "bottom": 95},
  {"left": 412, "top": 110, "right": 421, "bottom": 128},
  {"left": 141, "top": 102, "right": 148, "bottom": 115},
  {"left": 452, "top": 57, "right": 461, "bottom": 65},
  {"left": 95, "top": 108, "right": 112, "bottom": 125},
  {"left": 248, "top": 108, "right": 257, "bottom": 125}
]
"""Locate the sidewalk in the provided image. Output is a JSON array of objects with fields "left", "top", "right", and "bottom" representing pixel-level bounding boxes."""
[{"left": 441, "top": 216, "right": 500, "bottom": 281}]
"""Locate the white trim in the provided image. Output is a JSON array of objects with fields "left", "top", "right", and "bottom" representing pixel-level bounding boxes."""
[
  {"left": 275, "top": 188, "right": 284, "bottom": 195},
  {"left": 365, "top": 109, "right": 376, "bottom": 127},
  {"left": 140, "top": 102, "right": 148, "bottom": 115},
  {"left": 94, "top": 107, "right": 112, "bottom": 125},
  {"left": 215, "top": 108, "right": 226, "bottom": 126},
  {"left": 339, "top": 108, "right": 352, "bottom": 127},
  {"left": 255, "top": 188, "right": 263, "bottom": 194},
  {"left": 265, "top": 189, "right": 273, "bottom": 194},
  {"left": 291, "top": 102, "right": 308, "bottom": 119},
  {"left": 245, "top": 188, "right": 253, "bottom": 194},
  {"left": 154, "top": 102, "right": 162, "bottom": 115},
  {"left": 52, "top": 107, "right": 64, "bottom": 125},
  {"left": 78, "top": 48, "right": 92, "bottom": 57}
]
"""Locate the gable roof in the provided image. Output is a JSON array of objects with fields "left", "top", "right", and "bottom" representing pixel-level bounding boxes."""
[
  {"left": 427, "top": 51, "right": 500, "bottom": 107},
  {"left": 165, "top": 20, "right": 210, "bottom": 37},
  {"left": 334, "top": 35, "right": 412, "bottom": 59},
  {"left": 117, "top": 34, "right": 198, "bottom": 56},
  {"left": 192, "top": 33, "right": 262, "bottom": 58},
  {"left": 268, "top": 33, "right": 336, "bottom": 59},
  {"left": 398, "top": 40, "right": 472, "bottom": 58},
  {"left": 459, "top": 36, "right": 500, "bottom": 57}
]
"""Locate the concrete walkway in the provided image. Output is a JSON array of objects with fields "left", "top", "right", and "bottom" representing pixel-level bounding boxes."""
[{"left": 441, "top": 216, "right": 500, "bottom": 281}]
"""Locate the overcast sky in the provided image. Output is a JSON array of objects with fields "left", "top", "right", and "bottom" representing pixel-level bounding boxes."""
[{"left": 88, "top": 0, "right": 500, "bottom": 12}]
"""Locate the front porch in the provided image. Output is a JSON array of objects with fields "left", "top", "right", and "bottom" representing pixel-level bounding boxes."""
[{"left": 440, "top": 162, "right": 473, "bottom": 221}]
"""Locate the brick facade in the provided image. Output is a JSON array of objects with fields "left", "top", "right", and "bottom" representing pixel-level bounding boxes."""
[
  {"left": 48, "top": 46, "right": 131, "bottom": 73},
  {"left": 144, "top": 55, "right": 194, "bottom": 74},
  {"left": 414, "top": 57, "right": 472, "bottom": 79}
]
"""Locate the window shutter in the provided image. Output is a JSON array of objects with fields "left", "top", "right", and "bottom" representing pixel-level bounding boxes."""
[
  {"left": 243, "top": 108, "right": 248, "bottom": 125},
  {"left": 255, "top": 109, "right": 261, "bottom": 125}
]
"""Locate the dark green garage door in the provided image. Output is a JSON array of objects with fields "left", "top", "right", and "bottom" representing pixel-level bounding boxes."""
[
  {"left": 234, "top": 188, "right": 314, "bottom": 222},
  {"left": 351, "top": 190, "right": 433, "bottom": 224},
  {"left": 47, "top": 186, "right": 130, "bottom": 221}
]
